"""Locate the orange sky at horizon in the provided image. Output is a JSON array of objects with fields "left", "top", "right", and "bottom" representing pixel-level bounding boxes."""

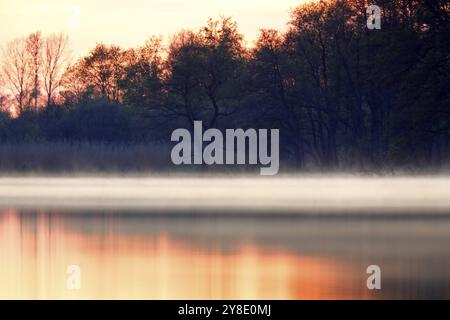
[{"left": 0, "top": 0, "right": 311, "bottom": 59}]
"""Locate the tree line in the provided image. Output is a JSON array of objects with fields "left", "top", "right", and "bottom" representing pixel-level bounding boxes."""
[{"left": 1, "top": 0, "right": 449, "bottom": 171}]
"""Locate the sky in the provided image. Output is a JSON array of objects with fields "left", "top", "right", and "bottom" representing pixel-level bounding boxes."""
[{"left": 0, "top": 0, "right": 309, "bottom": 58}]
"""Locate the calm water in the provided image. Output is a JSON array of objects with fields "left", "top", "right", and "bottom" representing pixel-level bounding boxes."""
[{"left": 1, "top": 209, "right": 450, "bottom": 299}]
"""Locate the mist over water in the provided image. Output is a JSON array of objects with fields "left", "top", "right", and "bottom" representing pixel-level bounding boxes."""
[
  {"left": 0, "top": 175, "right": 450, "bottom": 299},
  {"left": 1, "top": 175, "right": 450, "bottom": 213}
]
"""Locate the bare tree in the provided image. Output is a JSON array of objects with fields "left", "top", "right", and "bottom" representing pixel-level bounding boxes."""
[
  {"left": 26, "top": 31, "right": 42, "bottom": 110},
  {"left": 41, "top": 33, "right": 70, "bottom": 107},
  {"left": 1, "top": 38, "right": 31, "bottom": 113},
  {"left": 0, "top": 75, "right": 8, "bottom": 112}
]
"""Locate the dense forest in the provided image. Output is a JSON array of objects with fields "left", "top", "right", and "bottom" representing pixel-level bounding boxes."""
[{"left": 0, "top": 0, "right": 449, "bottom": 173}]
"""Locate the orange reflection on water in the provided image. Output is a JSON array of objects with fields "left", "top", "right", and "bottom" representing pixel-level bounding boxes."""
[{"left": 0, "top": 209, "right": 359, "bottom": 299}]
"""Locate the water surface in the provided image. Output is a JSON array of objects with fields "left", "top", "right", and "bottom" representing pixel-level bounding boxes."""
[{"left": 1, "top": 209, "right": 449, "bottom": 299}]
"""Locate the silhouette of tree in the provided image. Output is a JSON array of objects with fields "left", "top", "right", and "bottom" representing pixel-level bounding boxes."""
[
  {"left": 41, "top": 33, "right": 70, "bottom": 107},
  {"left": 26, "top": 31, "right": 42, "bottom": 110},
  {"left": 165, "top": 30, "right": 205, "bottom": 124},
  {"left": 165, "top": 17, "right": 248, "bottom": 129},
  {"left": 1, "top": 37, "right": 32, "bottom": 113},
  {"left": 119, "top": 36, "right": 163, "bottom": 109},
  {"left": 252, "top": 29, "right": 307, "bottom": 167},
  {"left": 66, "top": 44, "right": 125, "bottom": 102}
]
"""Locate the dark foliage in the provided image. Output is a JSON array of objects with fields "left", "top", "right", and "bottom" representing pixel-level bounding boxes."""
[{"left": 1, "top": 0, "right": 450, "bottom": 172}]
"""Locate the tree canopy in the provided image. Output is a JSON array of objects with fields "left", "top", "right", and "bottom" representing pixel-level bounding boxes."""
[{"left": 1, "top": 1, "right": 449, "bottom": 172}]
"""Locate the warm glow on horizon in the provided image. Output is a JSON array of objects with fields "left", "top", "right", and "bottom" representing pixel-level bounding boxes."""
[{"left": 0, "top": 0, "right": 310, "bottom": 57}]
